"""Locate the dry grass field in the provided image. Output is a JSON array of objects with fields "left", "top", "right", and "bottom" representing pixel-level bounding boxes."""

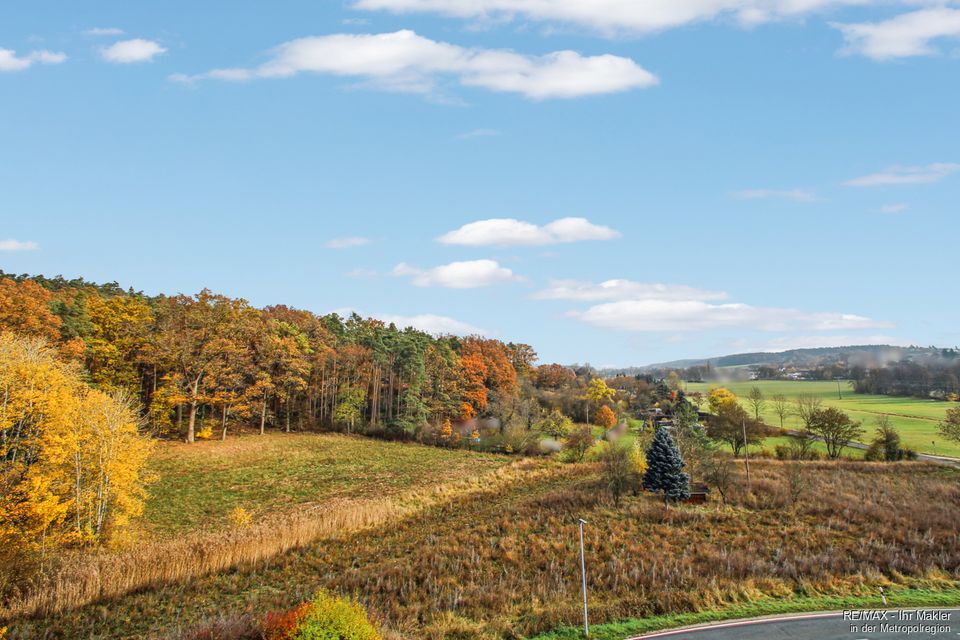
[
  {"left": 8, "top": 456, "right": 960, "bottom": 639},
  {"left": 0, "top": 433, "right": 512, "bottom": 623}
]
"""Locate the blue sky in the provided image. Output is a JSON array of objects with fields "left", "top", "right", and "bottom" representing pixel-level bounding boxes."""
[{"left": 2, "top": 1, "right": 958, "bottom": 366}]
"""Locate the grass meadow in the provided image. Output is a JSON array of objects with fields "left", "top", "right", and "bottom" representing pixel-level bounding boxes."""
[
  {"left": 142, "top": 432, "right": 509, "bottom": 536},
  {"left": 685, "top": 380, "right": 959, "bottom": 457},
  {"left": 8, "top": 455, "right": 960, "bottom": 639}
]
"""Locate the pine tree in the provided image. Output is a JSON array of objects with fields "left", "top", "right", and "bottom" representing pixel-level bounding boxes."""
[{"left": 643, "top": 427, "right": 691, "bottom": 503}]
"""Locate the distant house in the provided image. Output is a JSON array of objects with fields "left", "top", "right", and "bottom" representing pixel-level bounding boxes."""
[{"left": 686, "top": 483, "right": 710, "bottom": 504}]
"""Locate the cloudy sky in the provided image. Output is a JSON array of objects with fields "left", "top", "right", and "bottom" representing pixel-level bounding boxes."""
[{"left": 2, "top": 1, "right": 958, "bottom": 366}]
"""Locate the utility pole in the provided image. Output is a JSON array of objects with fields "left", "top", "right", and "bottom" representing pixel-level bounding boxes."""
[
  {"left": 741, "top": 419, "right": 751, "bottom": 491},
  {"left": 578, "top": 518, "right": 589, "bottom": 638}
]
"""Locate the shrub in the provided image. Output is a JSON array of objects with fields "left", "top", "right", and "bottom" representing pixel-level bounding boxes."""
[
  {"left": 584, "top": 440, "right": 610, "bottom": 462},
  {"left": 184, "top": 614, "right": 260, "bottom": 640},
  {"left": 536, "top": 409, "right": 573, "bottom": 439},
  {"left": 262, "top": 603, "right": 312, "bottom": 640},
  {"left": 295, "top": 590, "right": 381, "bottom": 640},
  {"left": 498, "top": 427, "right": 540, "bottom": 456},
  {"left": 561, "top": 425, "right": 594, "bottom": 463},
  {"left": 228, "top": 506, "right": 253, "bottom": 528},
  {"left": 260, "top": 592, "right": 380, "bottom": 640}
]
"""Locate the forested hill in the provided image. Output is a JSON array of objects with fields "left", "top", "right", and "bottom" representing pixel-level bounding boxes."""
[{"left": 604, "top": 344, "right": 955, "bottom": 375}]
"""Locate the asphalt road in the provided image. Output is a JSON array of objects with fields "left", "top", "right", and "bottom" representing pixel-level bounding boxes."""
[{"left": 630, "top": 609, "right": 960, "bottom": 639}]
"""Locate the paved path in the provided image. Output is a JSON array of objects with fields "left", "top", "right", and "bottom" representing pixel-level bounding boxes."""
[{"left": 628, "top": 609, "right": 960, "bottom": 639}]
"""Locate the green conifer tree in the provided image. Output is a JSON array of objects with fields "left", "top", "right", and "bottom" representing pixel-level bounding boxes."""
[{"left": 643, "top": 426, "right": 691, "bottom": 503}]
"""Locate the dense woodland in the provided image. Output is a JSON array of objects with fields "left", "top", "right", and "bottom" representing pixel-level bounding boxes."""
[{"left": 0, "top": 272, "right": 567, "bottom": 442}]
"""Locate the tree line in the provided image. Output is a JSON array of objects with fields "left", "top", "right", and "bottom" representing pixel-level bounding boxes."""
[{"left": 0, "top": 275, "right": 546, "bottom": 443}]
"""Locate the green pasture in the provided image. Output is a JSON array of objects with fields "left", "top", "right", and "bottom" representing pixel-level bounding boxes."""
[{"left": 685, "top": 380, "right": 959, "bottom": 457}]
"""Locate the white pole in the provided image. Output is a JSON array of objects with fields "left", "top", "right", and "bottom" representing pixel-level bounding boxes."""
[
  {"left": 579, "top": 518, "right": 589, "bottom": 638},
  {"left": 741, "top": 419, "right": 751, "bottom": 491}
]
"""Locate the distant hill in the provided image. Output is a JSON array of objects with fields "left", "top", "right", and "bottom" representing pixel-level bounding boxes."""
[{"left": 601, "top": 345, "right": 954, "bottom": 376}]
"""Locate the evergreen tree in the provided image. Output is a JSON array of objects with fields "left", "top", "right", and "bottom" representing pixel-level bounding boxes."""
[
  {"left": 655, "top": 379, "right": 671, "bottom": 400},
  {"left": 643, "top": 427, "right": 691, "bottom": 503}
]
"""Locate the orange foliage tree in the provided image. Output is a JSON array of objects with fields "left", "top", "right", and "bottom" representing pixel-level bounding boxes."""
[{"left": 594, "top": 404, "right": 618, "bottom": 428}]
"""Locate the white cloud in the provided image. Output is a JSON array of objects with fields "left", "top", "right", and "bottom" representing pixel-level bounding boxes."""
[
  {"left": 352, "top": 0, "right": 876, "bottom": 35},
  {"left": 0, "top": 239, "right": 39, "bottom": 251},
  {"left": 85, "top": 27, "right": 125, "bottom": 36},
  {"left": 393, "top": 259, "right": 519, "bottom": 288},
  {"left": 879, "top": 203, "right": 909, "bottom": 214},
  {"left": 375, "top": 313, "right": 489, "bottom": 335},
  {"left": 569, "top": 299, "right": 891, "bottom": 332},
  {"left": 325, "top": 236, "right": 371, "bottom": 249},
  {"left": 456, "top": 128, "right": 501, "bottom": 139},
  {"left": 845, "top": 163, "right": 960, "bottom": 187},
  {"left": 0, "top": 48, "right": 67, "bottom": 72},
  {"left": 833, "top": 8, "right": 960, "bottom": 60},
  {"left": 101, "top": 39, "right": 167, "bottom": 64},
  {"left": 346, "top": 267, "right": 379, "bottom": 278},
  {"left": 732, "top": 188, "right": 819, "bottom": 202},
  {"left": 438, "top": 217, "right": 620, "bottom": 246},
  {"left": 169, "top": 30, "right": 657, "bottom": 99},
  {"left": 533, "top": 279, "right": 728, "bottom": 302},
  {"left": 327, "top": 308, "right": 489, "bottom": 335}
]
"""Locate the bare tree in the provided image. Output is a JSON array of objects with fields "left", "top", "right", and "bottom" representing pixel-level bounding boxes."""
[
  {"left": 771, "top": 394, "right": 792, "bottom": 429},
  {"left": 747, "top": 386, "right": 766, "bottom": 422},
  {"left": 795, "top": 393, "right": 823, "bottom": 430},
  {"left": 702, "top": 453, "right": 735, "bottom": 505},
  {"left": 787, "top": 431, "right": 816, "bottom": 460},
  {"left": 784, "top": 462, "right": 807, "bottom": 506}
]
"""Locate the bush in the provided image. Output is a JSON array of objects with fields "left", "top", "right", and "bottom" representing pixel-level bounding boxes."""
[
  {"left": 296, "top": 591, "right": 380, "bottom": 640},
  {"left": 262, "top": 604, "right": 311, "bottom": 640},
  {"left": 866, "top": 422, "right": 916, "bottom": 462},
  {"left": 497, "top": 427, "right": 540, "bottom": 455},
  {"left": 261, "top": 591, "right": 380, "bottom": 640},
  {"left": 536, "top": 409, "right": 573, "bottom": 439},
  {"left": 584, "top": 440, "right": 610, "bottom": 462},
  {"left": 561, "top": 425, "right": 595, "bottom": 463},
  {"left": 228, "top": 506, "right": 253, "bottom": 528}
]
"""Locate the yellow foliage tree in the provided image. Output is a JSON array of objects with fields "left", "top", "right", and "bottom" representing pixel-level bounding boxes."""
[
  {"left": 0, "top": 333, "right": 153, "bottom": 575},
  {"left": 85, "top": 294, "right": 154, "bottom": 393},
  {"left": 708, "top": 387, "right": 738, "bottom": 414},
  {"left": 584, "top": 377, "right": 615, "bottom": 424}
]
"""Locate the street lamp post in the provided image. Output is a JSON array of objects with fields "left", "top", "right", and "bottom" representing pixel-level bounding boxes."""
[{"left": 578, "top": 518, "right": 589, "bottom": 638}]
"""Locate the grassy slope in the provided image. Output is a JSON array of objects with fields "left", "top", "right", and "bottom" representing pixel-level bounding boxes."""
[
  {"left": 143, "top": 432, "right": 508, "bottom": 535},
  {"left": 686, "top": 380, "right": 959, "bottom": 457},
  {"left": 15, "top": 458, "right": 960, "bottom": 640}
]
